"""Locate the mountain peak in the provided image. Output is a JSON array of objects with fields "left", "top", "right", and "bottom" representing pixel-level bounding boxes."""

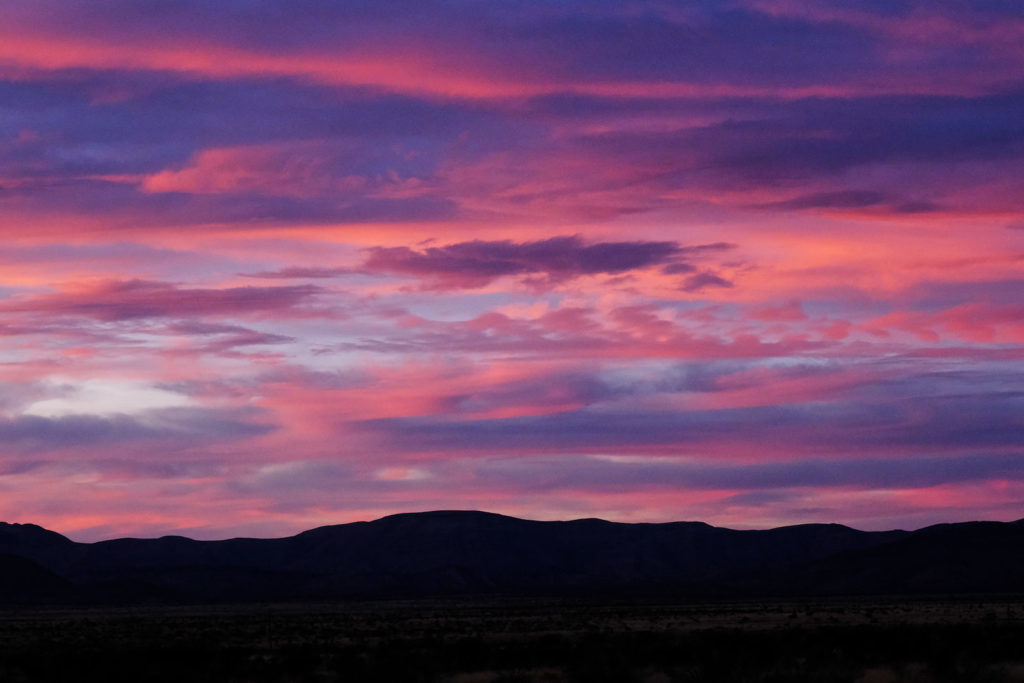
[
  {"left": 375, "top": 510, "right": 524, "bottom": 524},
  {"left": 0, "top": 522, "right": 72, "bottom": 546}
]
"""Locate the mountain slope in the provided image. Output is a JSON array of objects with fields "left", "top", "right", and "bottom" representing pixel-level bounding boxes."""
[{"left": 0, "top": 553, "right": 74, "bottom": 604}]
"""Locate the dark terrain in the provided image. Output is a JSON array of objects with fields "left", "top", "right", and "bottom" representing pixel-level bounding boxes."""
[
  {"left": 2, "top": 512, "right": 1024, "bottom": 681},
  {"left": 2, "top": 511, "right": 1023, "bottom": 604},
  {"left": 1, "top": 599, "right": 1022, "bottom": 682}
]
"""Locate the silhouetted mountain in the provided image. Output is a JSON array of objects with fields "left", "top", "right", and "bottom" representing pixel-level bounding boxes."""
[
  {"left": 773, "top": 519, "right": 1024, "bottom": 595},
  {"left": 0, "top": 522, "right": 75, "bottom": 570},
  {"left": 0, "top": 512, "right": 1021, "bottom": 604},
  {"left": 0, "top": 553, "right": 74, "bottom": 604}
]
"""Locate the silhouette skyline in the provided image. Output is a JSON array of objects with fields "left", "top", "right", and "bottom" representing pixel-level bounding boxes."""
[{"left": 3, "top": 511, "right": 1024, "bottom": 603}]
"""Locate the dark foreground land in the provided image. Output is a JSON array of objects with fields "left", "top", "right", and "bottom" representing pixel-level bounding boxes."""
[{"left": 1, "top": 598, "right": 1022, "bottom": 682}]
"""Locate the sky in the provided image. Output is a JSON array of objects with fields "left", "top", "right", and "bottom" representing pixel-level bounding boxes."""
[{"left": 1, "top": 0, "right": 1023, "bottom": 541}]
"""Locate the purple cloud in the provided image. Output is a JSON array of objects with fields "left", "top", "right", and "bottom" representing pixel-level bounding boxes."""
[
  {"left": 0, "top": 407, "right": 272, "bottom": 454},
  {"left": 754, "top": 190, "right": 889, "bottom": 211},
  {"left": 362, "top": 236, "right": 732, "bottom": 289},
  {"left": 681, "top": 272, "right": 733, "bottom": 292}
]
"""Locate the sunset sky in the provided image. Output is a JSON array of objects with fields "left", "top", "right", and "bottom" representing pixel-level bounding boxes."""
[{"left": 2, "top": 0, "right": 1023, "bottom": 540}]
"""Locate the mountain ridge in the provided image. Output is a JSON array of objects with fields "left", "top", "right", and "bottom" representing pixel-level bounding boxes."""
[{"left": 0, "top": 511, "right": 1021, "bottom": 604}]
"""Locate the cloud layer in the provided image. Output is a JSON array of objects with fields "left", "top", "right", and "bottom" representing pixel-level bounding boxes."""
[{"left": 1, "top": 0, "right": 1022, "bottom": 540}]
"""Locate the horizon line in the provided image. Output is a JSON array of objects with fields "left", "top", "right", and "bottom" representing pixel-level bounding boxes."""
[{"left": 5, "top": 509, "right": 1023, "bottom": 544}]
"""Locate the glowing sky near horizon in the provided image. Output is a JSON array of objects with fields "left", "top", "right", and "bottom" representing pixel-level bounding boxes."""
[{"left": 1, "top": 0, "right": 1023, "bottom": 541}]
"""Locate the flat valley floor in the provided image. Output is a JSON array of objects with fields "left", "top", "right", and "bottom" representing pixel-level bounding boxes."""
[{"left": 1, "top": 598, "right": 1022, "bottom": 682}]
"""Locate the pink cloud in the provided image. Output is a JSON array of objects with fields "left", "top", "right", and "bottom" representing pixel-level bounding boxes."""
[
  {"left": 1, "top": 279, "right": 323, "bottom": 321},
  {"left": 142, "top": 144, "right": 372, "bottom": 198}
]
